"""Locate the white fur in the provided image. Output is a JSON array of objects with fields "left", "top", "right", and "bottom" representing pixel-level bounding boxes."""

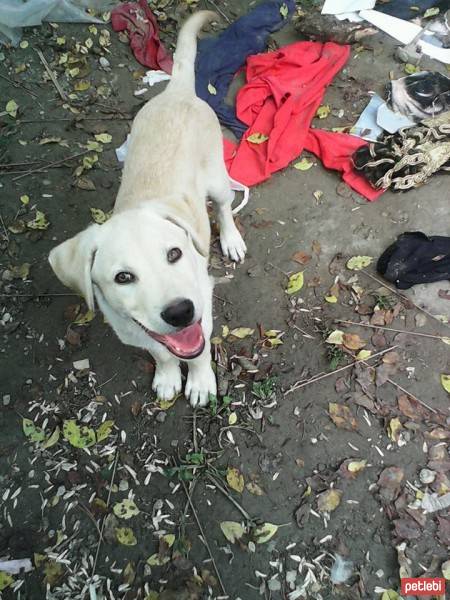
[{"left": 48, "top": 11, "right": 246, "bottom": 407}]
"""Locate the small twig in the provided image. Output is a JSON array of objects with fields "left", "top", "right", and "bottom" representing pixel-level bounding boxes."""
[
  {"left": 0, "top": 292, "right": 78, "bottom": 298},
  {"left": 0, "top": 72, "right": 38, "bottom": 99},
  {"left": 18, "top": 116, "right": 132, "bottom": 123},
  {"left": 292, "top": 323, "right": 316, "bottom": 339},
  {"left": 35, "top": 48, "right": 68, "bottom": 102},
  {"left": 193, "top": 410, "right": 199, "bottom": 454},
  {"left": 361, "top": 270, "right": 450, "bottom": 332},
  {"left": 97, "top": 372, "right": 118, "bottom": 390},
  {"left": 206, "top": 473, "right": 253, "bottom": 523},
  {"left": 284, "top": 345, "right": 398, "bottom": 396},
  {"left": 0, "top": 213, "right": 9, "bottom": 243},
  {"left": 336, "top": 319, "right": 449, "bottom": 343},
  {"left": 12, "top": 150, "right": 91, "bottom": 181},
  {"left": 206, "top": 0, "right": 232, "bottom": 23},
  {"left": 176, "top": 464, "right": 228, "bottom": 597},
  {"left": 91, "top": 451, "right": 119, "bottom": 579},
  {"left": 77, "top": 503, "right": 103, "bottom": 540},
  {"left": 213, "top": 293, "right": 233, "bottom": 305}
]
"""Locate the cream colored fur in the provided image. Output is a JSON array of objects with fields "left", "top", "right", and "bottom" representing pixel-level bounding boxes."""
[{"left": 48, "top": 11, "right": 246, "bottom": 407}]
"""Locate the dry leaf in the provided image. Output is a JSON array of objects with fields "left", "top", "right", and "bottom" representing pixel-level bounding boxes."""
[
  {"left": 441, "top": 374, "right": 450, "bottom": 394},
  {"left": 116, "top": 527, "right": 137, "bottom": 546},
  {"left": 247, "top": 132, "right": 269, "bottom": 144},
  {"left": 291, "top": 251, "right": 311, "bottom": 265},
  {"left": 246, "top": 482, "right": 264, "bottom": 496},
  {"left": 329, "top": 403, "right": 357, "bottom": 430},
  {"left": 293, "top": 158, "right": 313, "bottom": 171},
  {"left": 343, "top": 333, "right": 366, "bottom": 350},
  {"left": 254, "top": 522, "right": 278, "bottom": 544},
  {"left": 326, "top": 330, "right": 344, "bottom": 345},
  {"left": 220, "top": 521, "right": 245, "bottom": 543},
  {"left": 227, "top": 467, "right": 244, "bottom": 493},
  {"left": 229, "top": 327, "right": 254, "bottom": 339},
  {"left": 113, "top": 499, "right": 140, "bottom": 520},
  {"left": 317, "top": 489, "right": 342, "bottom": 512},
  {"left": 346, "top": 256, "right": 373, "bottom": 270}
]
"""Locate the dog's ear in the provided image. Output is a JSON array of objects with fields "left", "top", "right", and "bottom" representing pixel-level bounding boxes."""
[
  {"left": 164, "top": 215, "right": 209, "bottom": 258},
  {"left": 49, "top": 224, "right": 101, "bottom": 311}
]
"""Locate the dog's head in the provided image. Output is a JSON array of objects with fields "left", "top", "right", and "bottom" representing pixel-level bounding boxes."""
[
  {"left": 49, "top": 207, "right": 211, "bottom": 359},
  {"left": 389, "top": 71, "right": 450, "bottom": 121}
]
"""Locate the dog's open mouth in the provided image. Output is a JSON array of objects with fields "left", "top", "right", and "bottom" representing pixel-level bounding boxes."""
[{"left": 134, "top": 319, "right": 205, "bottom": 359}]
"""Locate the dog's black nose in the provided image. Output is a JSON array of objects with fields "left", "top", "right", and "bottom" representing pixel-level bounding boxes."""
[{"left": 161, "top": 299, "right": 194, "bottom": 328}]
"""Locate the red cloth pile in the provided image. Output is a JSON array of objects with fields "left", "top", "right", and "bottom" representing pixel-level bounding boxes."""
[
  {"left": 224, "top": 41, "right": 383, "bottom": 201},
  {"left": 111, "top": 0, "right": 173, "bottom": 73}
]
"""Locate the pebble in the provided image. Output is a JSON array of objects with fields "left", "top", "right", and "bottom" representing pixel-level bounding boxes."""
[
  {"left": 3, "top": 394, "right": 10, "bottom": 406},
  {"left": 419, "top": 468, "right": 436, "bottom": 484},
  {"left": 156, "top": 411, "right": 167, "bottom": 423}
]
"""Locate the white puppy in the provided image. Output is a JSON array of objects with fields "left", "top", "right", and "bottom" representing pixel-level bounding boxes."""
[{"left": 49, "top": 11, "right": 246, "bottom": 407}]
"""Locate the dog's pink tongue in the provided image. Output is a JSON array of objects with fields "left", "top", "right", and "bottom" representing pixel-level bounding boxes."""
[{"left": 161, "top": 321, "right": 205, "bottom": 359}]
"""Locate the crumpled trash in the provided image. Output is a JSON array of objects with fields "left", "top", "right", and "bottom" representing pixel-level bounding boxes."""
[{"left": 0, "top": 0, "right": 114, "bottom": 46}]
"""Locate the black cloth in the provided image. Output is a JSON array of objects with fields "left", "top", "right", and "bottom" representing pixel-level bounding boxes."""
[
  {"left": 377, "top": 0, "right": 448, "bottom": 20},
  {"left": 377, "top": 232, "right": 450, "bottom": 289}
]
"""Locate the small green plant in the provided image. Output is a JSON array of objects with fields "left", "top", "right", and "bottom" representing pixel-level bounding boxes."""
[
  {"left": 327, "top": 344, "right": 346, "bottom": 370},
  {"left": 372, "top": 293, "right": 396, "bottom": 310},
  {"left": 252, "top": 376, "right": 277, "bottom": 400}
]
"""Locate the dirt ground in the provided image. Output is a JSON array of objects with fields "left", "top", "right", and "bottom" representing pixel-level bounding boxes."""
[{"left": 1, "top": 1, "right": 450, "bottom": 599}]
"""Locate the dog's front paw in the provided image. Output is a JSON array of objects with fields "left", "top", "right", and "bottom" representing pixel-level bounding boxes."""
[
  {"left": 152, "top": 363, "right": 182, "bottom": 401},
  {"left": 185, "top": 366, "right": 217, "bottom": 408},
  {"left": 220, "top": 225, "right": 247, "bottom": 263}
]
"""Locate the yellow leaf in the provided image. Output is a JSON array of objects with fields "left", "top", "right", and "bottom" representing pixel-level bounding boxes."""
[
  {"left": 145, "top": 592, "right": 160, "bottom": 600},
  {"left": 441, "top": 374, "right": 450, "bottom": 394},
  {"left": 90, "top": 207, "right": 111, "bottom": 224},
  {"left": 325, "top": 295, "right": 338, "bottom": 303},
  {"left": 229, "top": 327, "right": 254, "bottom": 339},
  {"left": 228, "top": 412, "right": 238, "bottom": 425},
  {"left": 220, "top": 521, "right": 245, "bottom": 543},
  {"left": 42, "top": 426, "right": 60, "bottom": 449},
  {"left": 346, "top": 256, "right": 373, "bottom": 270},
  {"left": 254, "top": 522, "right": 278, "bottom": 544},
  {"left": 381, "top": 592, "right": 400, "bottom": 600},
  {"left": 73, "top": 309, "right": 95, "bottom": 325},
  {"left": 6, "top": 99, "right": 18, "bottom": 118},
  {"left": 316, "top": 104, "right": 330, "bottom": 119},
  {"left": 207, "top": 82, "right": 217, "bottom": 95},
  {"left": 211, "top": 336, "right": 222, "bottom": 345},
  {"left": 326, "top": 330, "right": 344, "bottom": 345},
  {"left": 265, "top": 329, "right": 281, "bottom": 337},
  {"left": 27, "top": 210, "right": 50, "bottom": 230},
  {"left": 246, "top": 481, "right": 264, "bottom": 496},
  {"left": 356, "top": 350, "right": 372, "bottom": 360},
  {"left": 227, "top": 467, "right": 244, "bottom": 493},
  {"left": 23, "top": 418, "right": 46, "bottom": 442},
  {"left": 222, "top": 325, "right": 230, "bottom": 338},
  {"left": 388, "top": 417, "right": 402, "bottom": 442},
  {"left": 113, "top": 499, "right": 140, "bottom": 519},
  {"left": 62, "top": 419, "right": 96, "bottom": 448},
  {"left": 347, "top": 460, "right": 367, "bottom": 474},
  {"left": 0, "top": 572, "right": 14, "bottom": 591},
  {"left": 163, "top": 534, "right": 175, "bottom": 548},
  {"left": 247, "top": 132, "right": 269, "bottom": 144},
  {"left": 317, "top": 489, "right": 342, "bottom": 512},
  {"left": 404, "top": 63, "right": 419, "bottom": 74},
  {"left": 293, "top": 158, "right": 313, "bottom": 171},
  {"left": 44, "top": 560, "right": 63, "bottom": 587},
  {"left": 20, "top": 40, "right": 29, "bottom": 49},
  {"left": 280, "top": 2, "right": 289, "bottom": 18},
  {"left": 94, "top": 133, "right": 112, "bottom": 144},
  {"left": 20, "top": 194, "right": 29, "bottom": 205},
  {"left": 74, "top": 80, "right": 90, "bottom": 92},
  {"left": 56, "top": 36, "right": 66, "bottom": 45},
  {"left": 116, "top": 527, "right": 137, "bottom": 546},
  {"left": 156, "top": 394, "right": 179, "bottom": 410},
  {"left": 442, "top": 337, "right": 450, "bottom": 345},
  {"left": 286, "top": 271, "right": 304, "bottom": 295},
  {"left": 147, "top": 553, "right": 170, "bottom": 566},
  {"left": 96, "top": 420, "right": 114, "bottom": 442}
]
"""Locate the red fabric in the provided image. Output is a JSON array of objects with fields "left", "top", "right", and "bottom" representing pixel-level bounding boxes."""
[
  {"left": 224, "top": 41, "right": 384, "bottom": 201},
  {"left": 111, "top": 0, "right": 173, "bottom": 73}
]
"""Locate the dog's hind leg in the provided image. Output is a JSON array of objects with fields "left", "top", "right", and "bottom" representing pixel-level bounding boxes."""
[{"left": 208, "top": 163, "right": 247, "bottom": 263}]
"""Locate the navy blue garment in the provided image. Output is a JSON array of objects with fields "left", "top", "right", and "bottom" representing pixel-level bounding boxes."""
[
  {"left": 377, "top": 0, "right": 447, "bottom": 20},
  {"left": 378, "top": 232, "right": 450, "bottom": 289},
  {"left": 195, "top": 0, "right": 295, "bottom": 138}
]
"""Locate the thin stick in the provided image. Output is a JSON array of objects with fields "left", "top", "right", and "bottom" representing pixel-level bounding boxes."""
[
  {"left": 206, "top": 0, "right": 232, "bottom": 23},
  {"left": 336, "top": 319, "right": 448, "bottom": 342},
  {"left": 35, "top": 48, "right": 68, "bottom": 102},
  {"left": 0, "top": 292, "right": 78, "bottom": 298},
  {"left": 12, "top": 150, "right": 91, "bottom": 181},
  {"left": 17, "top": 116, "right": 131, "bottom": 123},
  {"left": 292, "top": 323, "right": 316, "bottom": 339},
  {"left": 178, "top": 470, "right": 228, "bottom": 597},
  {"left": 91, "top": 451, "right": 119, "bottom": 579},
  {"left": 0, "top": 72, "right": 38, "bottom": 98},
  {"left": 284, "top": 346, "right": 398, "bottom": 396},
  {"left": 206, "top": 473, "right": 252, "bottom": 522},
  {"left": 213, "top": 293, "right": 233, "bottom": 305},
  {"left": 361, "top": 270, "right": 450, "bottom": 331},
  {"left": 0, "top": 213, "right": 9, "bottom": 243}
]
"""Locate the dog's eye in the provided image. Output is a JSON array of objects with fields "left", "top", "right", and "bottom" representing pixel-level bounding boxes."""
[
  {"left": 114, "top": 271, "right": 135, "bottom": 284},
  {"left": 167, "top": 247, "right": 182, "bottom": 263}
]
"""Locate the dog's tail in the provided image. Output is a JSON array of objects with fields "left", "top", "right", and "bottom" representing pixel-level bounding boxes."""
[{"left": 168, "top": 11, "right": 217, "bottom": 93}]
